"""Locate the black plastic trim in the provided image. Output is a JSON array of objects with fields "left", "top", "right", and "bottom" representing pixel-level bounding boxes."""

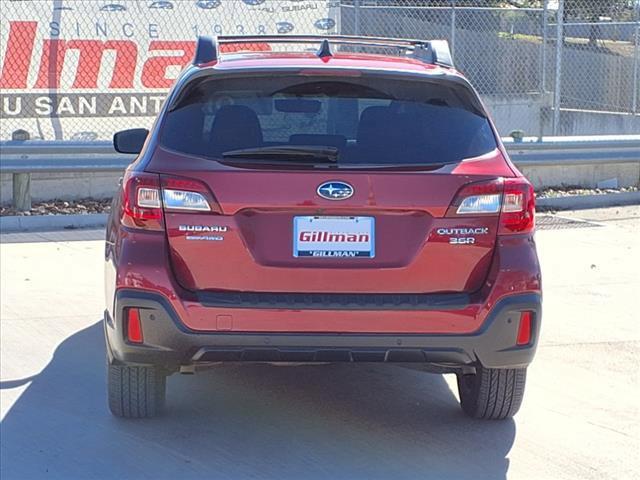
[
  {"left": 105, "top": 290, "right": 542, "bottom": 369},
  {"left": 196, "top": 291, "right": 470, "bottom": 311}
]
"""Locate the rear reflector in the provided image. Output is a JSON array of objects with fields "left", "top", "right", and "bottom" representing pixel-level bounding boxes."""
[
  {"left": 516, "top": 311, "right": 533, "bottom": 346},
  {"left": 126, "top": 308, "right": 143, "bottom": 344}
]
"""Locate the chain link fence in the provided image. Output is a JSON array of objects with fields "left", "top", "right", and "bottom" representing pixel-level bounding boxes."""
[
  {"left": 561, "top": 6, "right": 638, "bottom": 113},
  {"left": 1, "top": 0, "right": 638, "bottom": 141}
]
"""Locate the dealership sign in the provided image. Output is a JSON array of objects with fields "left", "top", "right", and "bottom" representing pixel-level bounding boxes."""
[{"left": 0, "top": 0, "right": 339, "bottom": 137}]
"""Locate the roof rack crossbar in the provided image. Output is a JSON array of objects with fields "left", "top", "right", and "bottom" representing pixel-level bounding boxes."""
[
  {"left": 192, "top": 35, "right": 454, "bottom": 68},
  {"left": 218, "top": 34, "right": 429, "bottom": 49}
]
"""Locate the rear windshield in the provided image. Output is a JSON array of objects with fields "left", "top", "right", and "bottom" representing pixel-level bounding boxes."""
[{"left": 160, "top": 75, "right": 497, "bottom": 166}]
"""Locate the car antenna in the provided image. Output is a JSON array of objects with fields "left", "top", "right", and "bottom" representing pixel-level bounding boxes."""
[{"left": 316, "top": 39, "right": 333, "bottom": 59}]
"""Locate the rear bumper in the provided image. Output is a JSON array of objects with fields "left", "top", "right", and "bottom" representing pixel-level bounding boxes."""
[{"left": 105, "top": 290, "right": 541, "bottom": 370}]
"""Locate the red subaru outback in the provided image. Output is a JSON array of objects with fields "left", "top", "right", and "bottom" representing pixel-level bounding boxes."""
[{"left": 105, "top": 36, "right": 541, "bottom": 419}]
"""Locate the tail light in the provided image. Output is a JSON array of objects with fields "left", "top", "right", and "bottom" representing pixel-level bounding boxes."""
[
  {"left": 121, "top": 171, "right": 164, "bottom": 231},
  {"left": 498, "top": 178, "right": 535, "bottom": 235},
  {"left": 446, "top": 177, "right": 535, "bottom": 234},
  {"left": 121, "top": 171, "right": 221, "bottom": 231},
  {"left": 161, "top": 176, "right": 222, "bottom": 214},
  {"left": 446, "top": 179, "right": 503, "bottom": 217}
]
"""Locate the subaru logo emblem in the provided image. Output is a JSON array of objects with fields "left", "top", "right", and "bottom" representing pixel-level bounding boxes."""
[
  {"left": 100, "top": 3, "right": 126, "bottom": 12},
  {"left": 195, "top": 0, "right": 221, "bottom": 9},
  {"left": 148, "top": 1, "right": 174, "bottom": 9},
  {"left": 277, "top": 21, "right": 294, "bottom": 34},
  {"left": 314, "top": 18, "right": 336, "bottom": 31},
  {"left": 317, "top": 181, "right": 354, "bottom": 201}
]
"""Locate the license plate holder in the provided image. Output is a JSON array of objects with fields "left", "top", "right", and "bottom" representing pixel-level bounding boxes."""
[{"left": 293, "top": 216, "right": 375, "bottom": 258}]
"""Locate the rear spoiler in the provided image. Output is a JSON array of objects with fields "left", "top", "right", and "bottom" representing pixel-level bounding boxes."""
[{"left": 193, "top": 35, "right": 454, "bottom": 69}]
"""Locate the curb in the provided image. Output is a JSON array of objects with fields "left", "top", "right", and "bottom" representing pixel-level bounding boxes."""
[
  {"left": 536, "top": 191, "right": 640, "bottom": 210},
  {"left": 0, "top": 213, "right": 107, "bottom": 232}
]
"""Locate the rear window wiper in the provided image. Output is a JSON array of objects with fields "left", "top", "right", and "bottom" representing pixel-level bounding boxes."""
[{"left": 222, "top": 145, "right": 338, "bottom": 163}]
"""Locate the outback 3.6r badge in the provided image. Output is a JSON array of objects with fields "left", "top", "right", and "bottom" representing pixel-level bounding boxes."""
[{"left": 436, "top": 227, "right": 489, "bottom": 245}]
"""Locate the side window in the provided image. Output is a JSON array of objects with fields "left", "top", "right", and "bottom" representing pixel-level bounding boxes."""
[{"left": 161, "top": 103, "right": 207, "bottom": 155}]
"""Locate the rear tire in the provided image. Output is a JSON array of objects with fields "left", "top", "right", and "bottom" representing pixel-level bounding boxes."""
[
  {"left": 108, "top": 365, "right": 166, "bottom": 418},
  {"left": 457, "top": 366, "right": 526, "bottom": 420}
]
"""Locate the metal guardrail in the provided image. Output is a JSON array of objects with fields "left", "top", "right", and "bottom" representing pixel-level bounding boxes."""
[
  {"left": 504, "top": 135, "right": 640, "bottom": 167},
  {"left": 0, "top": 141, "right": 134, "bottom": 174},
  {"left": 0, "top": 140, "right": 133, "bottom": 209},
  {"left": 1, "top": 136, "right": 639, "bottom": 209}
]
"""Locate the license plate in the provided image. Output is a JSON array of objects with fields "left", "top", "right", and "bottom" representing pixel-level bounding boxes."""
[{"left": 293, "top": 216, "right": 375, "bottom": 258}]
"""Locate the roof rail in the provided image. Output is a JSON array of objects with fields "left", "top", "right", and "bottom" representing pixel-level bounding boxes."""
[{"left": 191, "top": 35, "right": 454, "bottom": 68}]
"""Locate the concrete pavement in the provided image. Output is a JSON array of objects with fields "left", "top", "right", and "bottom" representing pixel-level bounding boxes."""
[{"left": 1, "top": 207, "right": 639, "bottom": 479}]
